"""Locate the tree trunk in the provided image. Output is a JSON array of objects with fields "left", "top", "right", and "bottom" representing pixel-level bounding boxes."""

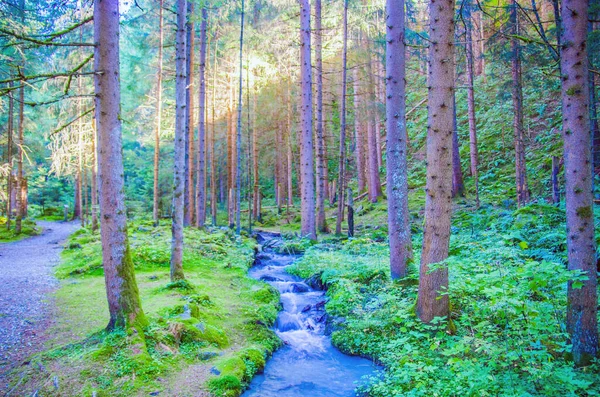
[
  {"left": 94, "top": 0, "right": 146, "bottom": 329},
  {"left": 417, "top": 0, "right": 455, "bottom": 323},
  {"left": 153, "top": 0, "right": 164, "bottom": 226},
  {"left": 315, "top": 0, "right": 327, "bottom": 233},
  {"left": 252, "top": 90, "right": 260, "bottom": 220},
  {"left": 184, "top": 1, "right": 194, "bottom": 226},
  {"left": 590, "top": 2, "right": 600, "bottom": 174},
  {"left": 15, "top": 83, "right": 24, "bottom": 234},
  {"left": 346, "top": 187, "right": 354, "bottom": 237},
  {"left": 211, "top": 38, "right": 218, "bottom": 226},
  {"left": 170, "top": 0, "right": 187, "bottom": 282},
  {"left": 560, "top": 0, "right": 598, "bottom": 366},
  {"left": 551, "top": 156, "right": 560, "bottom": 204},
  {"left": 452, "top": 94, "right": 465, "bottom": 198},
  {"left": 353, "top": 68, "right": 367, "bottom": 194},
  {"left": 298, "top": 0, "right": 316, "bottom": 240},
  {"left": 335, "top": 0, "right": 349, "bottom": 236},
  {"left": 91, "top": 117, "right": 98, "bottom": 231},
  {"left": 196, "top": 7, "right": 208, "bottom": 228},
  {"left": 5, "top": 82, "right": 13, "bottom": 231},
  {"left": 365, "top": 42, "right": 382, "bottom": 203},
  {"left": 235, "top": 0, "right": 245, "bottom": 235},
  {"left": 464, "top": 0, "right": 479, "bottom": 206},
  {"left": 386, "top": 0, "right": 412, "bottom": 279},
  {"left": 511, "top": 0, "right": 530, "bottom": 206}
]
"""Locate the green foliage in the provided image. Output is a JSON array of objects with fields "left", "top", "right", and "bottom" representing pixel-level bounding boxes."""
[
  {"left": 0, "top": 217, "right": 39, "bottom": 241},
  {"left": 290, "top": 205, "right": 600, "bottom": 396}
]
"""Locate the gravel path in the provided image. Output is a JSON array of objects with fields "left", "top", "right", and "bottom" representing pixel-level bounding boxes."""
[{"left": 0, "top": 220, "right": 78, "bottom": 384}]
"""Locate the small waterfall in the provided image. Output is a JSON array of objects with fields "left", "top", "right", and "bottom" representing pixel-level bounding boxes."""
[{"left": 243, "top": 233, "right": 375, "bottom": 396}]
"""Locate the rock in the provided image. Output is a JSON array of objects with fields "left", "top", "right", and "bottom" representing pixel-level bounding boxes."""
[
  {"left": 68, "top": 243, "right": 82, "bottom": 250},
  {"left": 301, "top": 305, "right": 311, "bottom": 312},
  {"left": 149, "top": 391, "right": 160, "bottom": 396},
  {"left": 260, "top": 275, "right": 283, "bottom": 282},
  {"left": 315, "top": 301, "right": 326, "bottom": 310},
  {"left": 148, "top": 275, "right": 158, "bottom": 280},
  {"left": 290, "top": 283, "right": 309, "bottom": 293},
  {"left": 210, "top": 367, "right": 221, "bottom": 375}
]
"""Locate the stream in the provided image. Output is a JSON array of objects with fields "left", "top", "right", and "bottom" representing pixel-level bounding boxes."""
[{"left": 242, "top": 232, "right": 376, "bottom": 397}]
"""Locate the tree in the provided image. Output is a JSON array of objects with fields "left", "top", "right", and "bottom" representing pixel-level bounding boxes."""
[
  {"left": 463, "top": 0, "right": 479, "bottom": 206},
  {"left": 153, "top": 0, "right": 164, "bottom": 227},
  {"left": 184, "top": 1, "right": 195, "bottom": 226},
  {"left": 511, "top": 0, "right": 530, "bottom": 206},
  {"left": 298, "top": 0, "right": 316, "bottom": 240},
  {"left": 417, "top": 0, "right": 455, "bottom": 323},
  {"left": 5, "top": 82, "right": 14, "bottom": 231},
  {"left": 196, "top": 7, "right": 208, "bottom": 229},
  {"left": 235, "top": 0, "right": 246, "bottom": 235},
  {"left": 335, "top": 0, "right": 349, "bottom": 236},
  {"left": 170, "top": 0, "right": 187, "bottom": 282},
  {"left": 93, "top": 0, "right": 146, "bottom": 329},
  {"left": 386, "top": 0, "right": 412, "bottom": 279},
  {"left": 315, "top": 0, "right": 327, "bottom": 233},
  {"left": 560, "top": 0, "right": 598, "bottom": 366},
  {"left": 451, "top": 94, "right": 465, "bottom": 198}
]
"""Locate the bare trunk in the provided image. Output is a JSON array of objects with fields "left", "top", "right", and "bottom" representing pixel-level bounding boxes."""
[
  {"left": 5, "top": 82, "right": 13, "bottom": 230},
  {"left": 335, "top": 0, "right": 349, "bottom": 236},
  {"left": 299, "top": 0, "right": 316, "bottom": 240},
  {"left": 417, "top": 0, "right": 455, "bottom": 323},
  {"left": 153, "top": 0, "right": 164, "bottom": 226},
  {"left": 315, "top": 0, "right": 327, "bottom": 232},
  {"left": 365, "top": 41, "right": 383, "bottom": 202},
  {"left": 551, "top": 156, "right": 560, "bottom": 204},
  {"left": 353, "top": 68, "right": 367, "bottom": 193},
  {"left": 235, "top": 0, "right": 245, "bottom": 235},
  {"left": 170, "top": 0, "right": 187, "bottom": 282},
  {"left": 15, "top": 84, "right": 24, "bottom": 234},
  {"left": 91, "top": 117, "right": 98, "bottom": 231},
  {"left": 94, "top": 0, "right": 146, "bottom": 329},
  {"left": 211, "top": 39, "right": 218, "bottom": 225},
  {"left": 464, "top": 0, "right": 479, "bottom": 206},
  {"left": 386, "top": 0, "right": 412, "bottom": 279},
  {"left": 252, "top": 90, "right": 260, "bottom": 220},
  {"left": 452, "top": 95, "right": 465, "bottom": 198},
  {"left": 560, "top": 0, "right": 598, "bottom": 366},
  {"left": 511, "top": 0, "right": 530, "bottom": 206},
  {"left": 195, "top": 7, "right": 208, "bottom": 228},
  {"left": 184, "top": 2, "right": 194, "bottom": 226}
]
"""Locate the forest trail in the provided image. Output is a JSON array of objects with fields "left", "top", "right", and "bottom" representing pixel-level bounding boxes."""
[{"left": 0, "top": 221, "right": 78, "bottom": 385}]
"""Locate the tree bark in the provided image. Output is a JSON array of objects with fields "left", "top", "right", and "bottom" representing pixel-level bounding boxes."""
[
  {"left": 252, "top": 89, "right": 260, "bottom": 221},
  {"left": 5, "top": 82, "right": 13, "bottom": 230},
  {"left": 560, "top": 0, "right": 598, "bottom": 366},
  {"left": 386, "top": 0, "right": 412, "bottom": 279},
  {"left": 452, "top": 94, "right": 465, "bottom": 198},
  {"left": 170, "top": 0, "right": 187, "bottom": 282},
  {"left": 235, "top": 0, "right": 245, "bottom": 235},
  {"left": 94, "top": 0, "right": 146, "bottom": 329},
  {"left": 211, "top": 36, "right": 218, "bottom": 226},
  {"left": 91, "top": 117, "right": 98, "bottom": 231},
  {"left": 353, "top": 68, "right": 367, "bottom": 194},
  {"left": 335, "top": 0, "right": 349, "bottom": 236},
  {"left": 464, "top": 0, "right": 479, "bottom": 206},
  {"left": 184, "top": 1, "right": 195, "bottom": 226},
  {"left": 196, "top": 7, "right": 208, "bottom": 228},
  {"left": 153, "top": 0, "right": 164, "bottom": 226},
  {"left": 315, "top": 0, "right": 327, "bottom": 233},
  {"left": 15, "top": 83, "right": 24, "bottom": 234},
  {"left": 511, "top": 0, "right": 530, "bottom": 206},
  {"left": 417, "top": 0, "right": 455, "bottom": 323},
  {"left": 298, "top": 0, "right": 316, "bottom": 240}
]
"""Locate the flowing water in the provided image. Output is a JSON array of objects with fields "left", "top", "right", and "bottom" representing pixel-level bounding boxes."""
[{"left": 242, "top": 233, "right": 376, "bottom": 397}]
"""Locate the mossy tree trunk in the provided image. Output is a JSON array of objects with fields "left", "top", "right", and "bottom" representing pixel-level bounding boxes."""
[
  {"left": 6, "top": 81, "right": 13, "bottom": 231},
  {"left": 385, "top": 0, "right": 412, "bottom": 279},
  {"left": 560, "top": 0, "right": 598, "bottom": 366},
  {"left": 417, "top": 0, "right": 455, "bottom": 323},
  {"left": 170, "top": 0, "right": 188, "bottom": 282},
  {"left": 93, "top": 0, "right": 146, "bottom": 330}
]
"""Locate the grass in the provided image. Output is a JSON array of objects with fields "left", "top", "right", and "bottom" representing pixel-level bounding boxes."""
[
  {"left": 0, "top": 216, "right": 41, "bottom": 242},
  {"left": 7, "top": 221, "right": 282, "bottom": 397}
]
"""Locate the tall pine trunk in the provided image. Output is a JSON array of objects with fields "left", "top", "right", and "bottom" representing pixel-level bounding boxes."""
[
  {"left": 464, "top": 0, "right": 479, "bottom": 206},
  {"left": 153, "top": 0, "right": 164, "bottom": 226},
  {"left": 91, "top": 117, "right": 98, "bottom": 231},
  {"left": 94, "top": 0, "right": 146, "bottom": 329},
  {"left": 353, "top": 68, "right": 366, "bottom": 193},
  {"left": 5, "top": 82, "right": 13, "bottom": 230},
  {"left": 235, "top": 0, "right": 245, "bottom": 235},
  {"left": 15, "top": 84, "right": 24, "bottom": 234},
  {"left": 365, "top": 50, "right": 382, "bottom": 202},
  {"left": 511, "top": 0, "right": 530, "bottom": 206},
  {"left": 211, "top": 37, "right": 218, "bottom": 225},
  {"left": 335, "top": 0, "right": 349, "bottom": 236},
  {"left": 298, "top": 0, "right": 316, "bottom": 240},
  {"left": 196, "top": 7, "right": 208, "bottom": 228},
  {"left": 170, "top": 0, "right": 187, "bottom": 282},
  {"left": 417, "top": 0, "right": 455, "bottom": 323},
  {"left": 386, "top": 0, "right": 412, "bottom": 279},
  {"left": 315, "top": 0, "right": 327, "bottom": 232},
  {"left": 560, "top": 0, "right": 598, "bottom": 366},
  {"left": 451, "top": 94, "right": 465, "bottom": 197},
  {"left": 184, "top": 2, "right": 195, "bottom": 226}
]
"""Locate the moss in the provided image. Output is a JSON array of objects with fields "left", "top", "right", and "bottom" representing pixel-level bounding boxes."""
[
  {"left": 174, "top": 320, "right": 230, "bottom": 347},
  {"left": 207, "top": 375, "right": 242, "bottom": 397},
  {"left": 576, "top": 205, "right": 593, "bottom": 218},
  {"left": 239, "top": 347, "right": 266, "bottom": 374},
  {"left": 216, "top": 356, "right": 247, "bottom": 379}
]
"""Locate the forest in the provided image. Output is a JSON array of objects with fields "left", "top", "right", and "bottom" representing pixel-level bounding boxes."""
[{"left": 0, "top": 0, "right": 599, "bottom": 395}]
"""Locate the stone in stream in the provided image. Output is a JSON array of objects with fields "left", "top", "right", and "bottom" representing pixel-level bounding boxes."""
[
  {"left": 260, "top": 275, "right": 283, "bottom": 282},
  {"left": 290, "top": 283, "right": 309, "bottom": 293},
  {"left": 301, "top": 305, "right": 311, "bottom": 312},
  {"left": 198, "top": 351, "right": 218, "bottom": 361}
]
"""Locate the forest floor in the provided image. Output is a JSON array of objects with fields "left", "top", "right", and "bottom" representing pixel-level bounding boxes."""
[{"left": 0, "top": 220, "right": 79, "bottom": 393}]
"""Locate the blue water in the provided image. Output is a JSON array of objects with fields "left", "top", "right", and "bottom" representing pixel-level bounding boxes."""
[{"left": 242, "top": 235, "right": 376, "bottom": 397}]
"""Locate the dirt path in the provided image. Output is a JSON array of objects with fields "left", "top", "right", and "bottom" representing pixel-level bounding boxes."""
[{"left": 0, "top": 220, "right": 78, "bottom": 386}]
